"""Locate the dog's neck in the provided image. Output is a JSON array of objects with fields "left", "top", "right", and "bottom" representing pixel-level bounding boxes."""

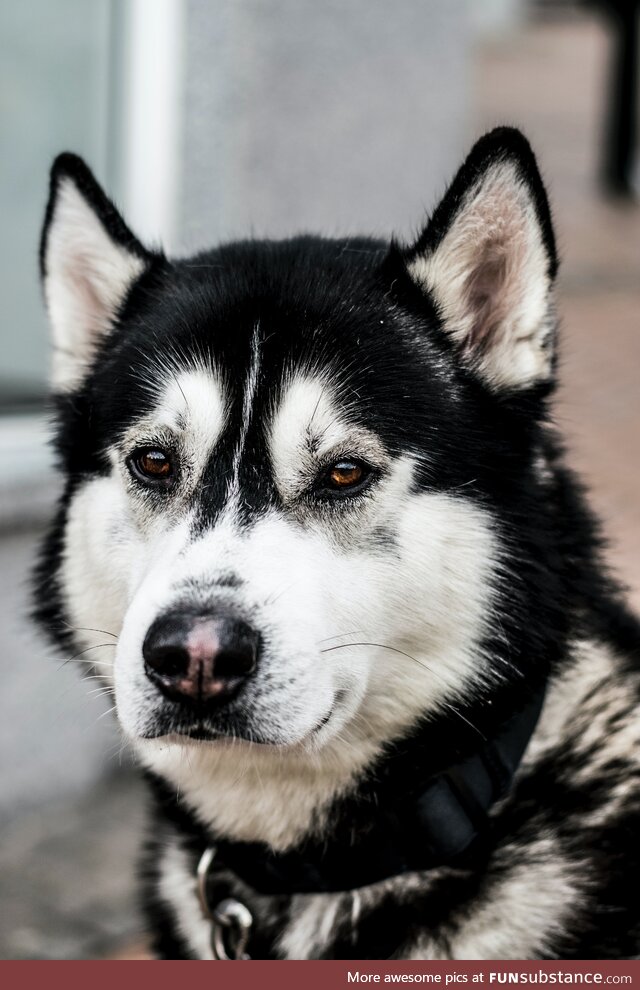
[
  {"left": 141, "top": 672, "right": 548, "bottom": 860},
  {"left": 208, "top": 684, "right": 546, "bottom": 895},
  {"left": 139, "top": 717, "right": 391, "bottom": 850}
]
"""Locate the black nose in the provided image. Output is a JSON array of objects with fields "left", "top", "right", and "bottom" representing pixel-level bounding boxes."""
[{"left": 143, "top": 610, "right": 259, "bottom": 706}]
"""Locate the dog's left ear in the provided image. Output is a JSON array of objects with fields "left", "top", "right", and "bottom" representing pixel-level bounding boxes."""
[{"left": 404, "top": 127, "right": 557, "bottom": 392}]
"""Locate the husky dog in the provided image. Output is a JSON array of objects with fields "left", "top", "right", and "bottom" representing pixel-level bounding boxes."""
[{"left": 35, "top": 128, "right": 640, "bottom": 960}]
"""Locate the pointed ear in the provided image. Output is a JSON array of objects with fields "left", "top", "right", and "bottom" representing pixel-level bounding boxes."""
[
  {"left": 40, "top": 154, "right": 155, "bottom": 392},
  {"left": 405, "top": 128, "right": 558, "bottom": 392}
]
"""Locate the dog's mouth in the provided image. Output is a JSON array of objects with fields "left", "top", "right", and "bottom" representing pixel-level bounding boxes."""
[
  {"left": 138, "top": 692, "right": 345, "bottom": 748},
  {"left": 141, "top": 716, "right": 278, "bottom": 747},
  {"left": 181, "top": 724, "right": 224, "bottom": 742},
  {"left": 312, "top": 689, "right": 347, "bottom": 734}
]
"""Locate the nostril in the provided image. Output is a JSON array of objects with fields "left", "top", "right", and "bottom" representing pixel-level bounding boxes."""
[
  {"left": 142, "top": 615, "right": 192, "bottom": 679},
  {"left": 212, "top": 620, "right": 259, "bottom": 680},
  {"left": 215, "top": 647, "right": 256, "bottom": 679},
  {"left": 145, "top": 644, "right": 189, "bottom": 678}
]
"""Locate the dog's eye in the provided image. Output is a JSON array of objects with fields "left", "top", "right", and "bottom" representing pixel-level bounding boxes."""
[
  {"left": 329, "top": 461, "right": 364, "bottom": 488},
  {"left": 320, "top": 459, "right": 372, "bottom": 496},
  {"left": 129, "top": 447, "right": 174, "bottom": 486}
]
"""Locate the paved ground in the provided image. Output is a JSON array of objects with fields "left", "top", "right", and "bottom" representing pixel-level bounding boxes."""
[
  {"left": 475, "top": 15, "right": 640, "bottom": 611},
  {"left": 2, "top": 11, "right": 638, "bottom": 961},
  {"left": 0, "top": 772, "right": 145, "bottom": 960}
]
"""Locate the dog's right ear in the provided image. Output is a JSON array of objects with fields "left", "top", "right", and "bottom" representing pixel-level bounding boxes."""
[
  {"left": 40, "top": 154, "right": 156, "bottom": 392},
  {"left": 402, "top": 128, "right": 557, "bottom": 393}
]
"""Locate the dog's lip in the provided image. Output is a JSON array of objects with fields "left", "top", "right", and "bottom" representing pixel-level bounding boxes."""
[
  {"left": 140, "top": 690, "right": 348, "bottom": 747},
  {"left": 313, "top": 689, "right": 347, "bottom": 734},
  {"left": 179, "top": 725, "right": 222, "bottom": 742},
  {"left": 145, "top": 724, "right": 279, "bottom": 747},
  {"left": 142, "top": 712, "right": 294, "bottom": 748}
]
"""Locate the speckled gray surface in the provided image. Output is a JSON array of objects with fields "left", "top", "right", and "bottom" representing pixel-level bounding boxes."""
[{"left": 0, "top": 771, "right": 145, "bottom": 960}]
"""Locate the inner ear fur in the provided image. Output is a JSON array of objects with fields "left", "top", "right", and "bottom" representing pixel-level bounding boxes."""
[
  {"left": 405, "top": 127, "right": 558, "bottom": 392},
  {"left": 40, "top": 153, "right": 156, "bottom": 393}
]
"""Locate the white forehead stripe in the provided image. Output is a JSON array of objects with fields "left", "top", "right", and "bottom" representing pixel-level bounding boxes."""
[
  {"left": 269, "top": 374, "right": 385, "bottom": 500},
  {"left": 157, "top": 367, "right": 227, "bottom": 447},
  {"left": 228, "top": 322, "right": 262, "bottom": 501},
  {"left": 271, "top": 376, "right": 336, "bottom": 466}
]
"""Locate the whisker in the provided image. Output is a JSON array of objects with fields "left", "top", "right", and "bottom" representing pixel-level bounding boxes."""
[
  {"left": 86, "top": 686, "right": 116, "bottom": 699},
  {"left": 263, "top": 582, "right": 297, "bottom": 608},
  {"left": 320, "top": 641, "right": 422, "bottom": 665},
  {"left": 96, "top": 704, "right": 118, "bottom": 722},
  {"left": 51, "top": 657, "right": 115, "bottom": 669},
  {"left": 442, "top": 702, "right": 486, "bottom": 740},
  {"left": 320, "top": 641, "right": 485, "bottom": 739},
  {"left": 55, "top": 643, "right": 117, "bottom": 671},
  {"left": 61, "top": 620, "right": 118, "bottom": 639},
  {"left": 317, "top": 631, "right": 366, "bottom": 645}
]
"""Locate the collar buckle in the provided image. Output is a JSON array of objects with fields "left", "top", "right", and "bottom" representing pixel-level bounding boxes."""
[{"left": 197, "top": 846, "right": 253, "bottom": 960}]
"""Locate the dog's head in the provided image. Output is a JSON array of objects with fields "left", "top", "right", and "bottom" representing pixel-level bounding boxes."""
[{"left": 37, "top": 128, "right": 558, "bottom": 777}]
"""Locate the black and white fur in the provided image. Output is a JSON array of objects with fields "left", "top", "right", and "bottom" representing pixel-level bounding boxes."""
[{"left": 35, "top": 128, "right": 640, "bottom": 959}]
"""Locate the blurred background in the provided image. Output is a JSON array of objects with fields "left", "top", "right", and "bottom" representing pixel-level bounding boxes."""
[{"left": 0, "top": 0, "right": 638, "bottom": 960}]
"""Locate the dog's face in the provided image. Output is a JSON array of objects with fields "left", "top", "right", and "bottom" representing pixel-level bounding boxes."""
[{"left": 38, "top": 130, "right": 557, "bottom": 776}]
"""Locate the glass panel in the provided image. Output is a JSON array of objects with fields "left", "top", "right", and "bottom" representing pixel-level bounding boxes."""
[{"left": 0, "top": 0, "right": 113, "bottom": 410}]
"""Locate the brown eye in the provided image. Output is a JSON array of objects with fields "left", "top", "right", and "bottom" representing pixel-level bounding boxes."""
[
  {"left": 130, "top": 447, "right": 174, "bottom": 485},
  {"left": 320, "top": 459, "right": 373, "bottom": 498},
  {"left": 329, "top": 461, "right": 364, "bottom": 489}
]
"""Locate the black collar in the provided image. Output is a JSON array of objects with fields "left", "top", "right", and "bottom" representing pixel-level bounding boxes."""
[{"left": 201, "top": 686, "right": 546, "bottom": 896}]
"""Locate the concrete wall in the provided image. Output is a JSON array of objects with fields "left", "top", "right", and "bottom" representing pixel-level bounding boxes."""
[{"left": 180, "top": 0, "right": 472, "bottom": 251}]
